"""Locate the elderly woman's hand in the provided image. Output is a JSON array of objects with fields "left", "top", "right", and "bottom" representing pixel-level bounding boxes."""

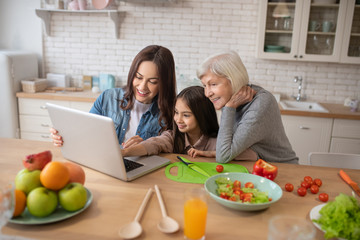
[
  {"left": 225, "top": 85, "right": 256, "bottom": 109},
  {"left": 50, "top": 127, "right": 63, "bottom": 147}
]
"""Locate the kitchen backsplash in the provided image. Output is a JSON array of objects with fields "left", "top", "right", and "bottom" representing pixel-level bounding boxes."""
[{"left": 41, "top": 0, "right": 360, "bottom": 104}]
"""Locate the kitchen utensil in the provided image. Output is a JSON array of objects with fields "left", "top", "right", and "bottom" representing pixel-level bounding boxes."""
[
  {"left": 118, "top": 188, "right": 153, "bottom": 239},
  {"left": 154, "top": 185, "right": 179, "bottom": 234},
  {"left": 339, "top": 170, "right": 360, "bottom": 197},
  {"left": 177, "top": 156, "right": 211, "bottom": 177},
  {"left": 92, "top": 0, "right": 112, "bottom": 10},
  {"left": 165, "top": 161, "right": 248, "bottom": 184},
  {"left": 204, "top": 172, "right": 282, "bottom": 211}
]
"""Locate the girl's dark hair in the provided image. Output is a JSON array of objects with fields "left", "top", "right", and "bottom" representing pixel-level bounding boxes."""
[
  {"left": 121, "top": 45, "right": 176, "bottom": 131},
  {"left": 173, "top": 86, "right": 219, "bottom": 153}
]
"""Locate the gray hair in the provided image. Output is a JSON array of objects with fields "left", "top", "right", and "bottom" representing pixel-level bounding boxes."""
[{"left": 196, "top": 51, "right": 249, "bottom": 93}]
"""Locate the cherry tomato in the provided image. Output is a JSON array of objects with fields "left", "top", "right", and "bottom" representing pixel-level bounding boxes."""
[
  {"left": 301, "top": 181, "right": 311, "bottom": 189},
  {"left": 285, "top": 183, "right": 294, "bottom": 192},
  {"left": 233, "top": 180, "right": 241, "bottom": 188},
  {"left": 216, "top": 165, "right": 224, "bottom": 173},
  {"left": 304, "top": 176, "right": 313, "bottom": 183},
  {"left": 313, "top": 178, "right": 322, "bottom": 187},
  {"left": 319, "top": 193, "right": 329, "bottom": 202},
  {"left": 245, "top": 182, "right": 255, "bottom": 189},
  {"left": 310, "top": 184, "right": 319, "bottom": 194},
  {"left": 297, "top": 187, "right": 307, "bottom": 196}
]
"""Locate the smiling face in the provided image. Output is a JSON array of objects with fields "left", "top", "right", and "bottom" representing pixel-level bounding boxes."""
[
  {"left": 174, "top": 98, "right": 200, "bottom": 136},
  {"left": 132, "top": 61, "right": 160, "bottom": 104},
  {"left": 201, "top": 70, "right": 233, "bottom": 110}
]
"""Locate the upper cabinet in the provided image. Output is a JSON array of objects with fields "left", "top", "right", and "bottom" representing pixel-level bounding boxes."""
[
  {"left": 256, "top": 0, "right": 359, "bottom": 64},
  {"left": 340, "top": 1, "right": 360, "bottom": 64}
]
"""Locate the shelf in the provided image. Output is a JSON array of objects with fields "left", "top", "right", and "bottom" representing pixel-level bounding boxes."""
[{"left": 35, "top": 9, "right": 123, "bottom": 39}]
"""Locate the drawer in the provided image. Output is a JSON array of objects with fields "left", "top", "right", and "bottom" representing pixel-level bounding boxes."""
[
  {"left": 19, "top": 115, "right": 52, "bottom": 133},
  {"left": 20, "top": 131, "right": 52, "bottom": 142},
  {"left": 18, "top": 98, "right": 70, "bottom": 116},
  {"left": 332, "top": 119, "right": 360, "bottom": 139},
  {"left": 330, "top": 137, "right": 360, "bottom": 154}
]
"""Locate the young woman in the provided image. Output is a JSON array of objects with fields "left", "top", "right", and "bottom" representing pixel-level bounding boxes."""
[
  {"left": 51, "top": 45, "right": 177, "bottom": 147},
  {"left": 197, "top": 50, "right": 299, "bottom": 164},
  {"left": 121, "top": 86, "right": 219, "bottom": 158}
]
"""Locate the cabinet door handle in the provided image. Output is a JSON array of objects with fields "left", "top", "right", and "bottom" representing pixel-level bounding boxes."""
[
  {"left": 40, "top": 105, "right": 47, "bottom": 109},
  {"left": 294, "top": 55, "right": 297, "bottom": 58},
  {"left": 299, "top": 126, "right": 310, "bottom": 130},
  {"left": 41, "top": 135, "right": 50, "bottom": 138},
  {"left": 299, "top": 55, "right": 303, "bottom": 58},
  {"left": 41, "top": 124, "right": 50, "bottom": 127}
]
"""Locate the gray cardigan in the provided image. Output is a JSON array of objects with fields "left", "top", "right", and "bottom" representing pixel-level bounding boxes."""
[{"left": 216, "top": 85, "right": 299, "bottom": 164}]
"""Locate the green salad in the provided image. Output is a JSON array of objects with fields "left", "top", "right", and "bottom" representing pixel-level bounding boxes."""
[
  {"left": 215, "top": 177, "right": 270, "bottom": 204},
  {"left": 313, "top": 193, "right": 360, "bottom": 240}
]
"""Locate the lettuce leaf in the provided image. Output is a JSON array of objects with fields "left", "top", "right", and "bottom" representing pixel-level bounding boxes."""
[{"left": 313, "top": 193, "right": 360, "bottom": 240}]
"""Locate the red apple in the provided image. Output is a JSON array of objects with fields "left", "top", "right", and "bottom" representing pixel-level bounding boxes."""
[{"left": 23, "top": 150, "right": 52, "bottom": 171}]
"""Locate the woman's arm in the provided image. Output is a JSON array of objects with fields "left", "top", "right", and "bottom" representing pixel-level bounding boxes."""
[{"left": 216, "top": 93, "right": 272, "bottom": 163}]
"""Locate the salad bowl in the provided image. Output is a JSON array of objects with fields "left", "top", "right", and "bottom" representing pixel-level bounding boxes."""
[{"left": 204, "top": 172, "right": 282, "bottom": 211}]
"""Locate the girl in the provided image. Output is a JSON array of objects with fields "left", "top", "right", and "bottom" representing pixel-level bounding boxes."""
[
  {"left": 121, "top": 86, "right": 219, "bottom": 158},
  {"left": 51, "top": 45, "right": 177, "bottom": 147}
]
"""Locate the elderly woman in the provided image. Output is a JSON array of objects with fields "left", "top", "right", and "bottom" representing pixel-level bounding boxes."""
[{"left": 197, "top": 50, "right": 298, "bottom": 164}]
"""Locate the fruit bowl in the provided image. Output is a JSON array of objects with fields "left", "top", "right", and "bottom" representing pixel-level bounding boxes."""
[
  {"left": 204, "top": 172, "right": 282, "bottom": 211},
  {"left": 9, "top": 188, "right": 92, "bottom": 225}
]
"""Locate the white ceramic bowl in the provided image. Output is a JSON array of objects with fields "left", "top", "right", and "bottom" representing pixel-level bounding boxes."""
[{"left": 204, "top": 172, "right": 282, "bottom": 211}]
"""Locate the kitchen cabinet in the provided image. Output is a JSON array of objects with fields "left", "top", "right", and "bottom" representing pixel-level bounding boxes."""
[
  {"left": 330, "top": 119, "right": 360, "bottom": 153},
  {"left": 256, "top": 0, "right": 360, "bottom": 63},
  {"left": 35, "top": 9, "right": 123, "bottom": 39},
  {"left": 281, "top": 115, "right": 333, "bottom": 165},
  {"left": 340, "top": 0, "right": 360, "bottom": 64},
  {"left": 18, "top": 98, "right": 93, "bottom": 142}
]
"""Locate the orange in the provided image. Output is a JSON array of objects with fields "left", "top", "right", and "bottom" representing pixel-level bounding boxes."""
[
  {"left": 63, "top": 162, "right": 86, "bottom": 185},
  {"left": 40, "top": 161, "right": 70, "bottom": 190},
  {"left": 13, "top": 189, "right": 26, "bottom": 217}
]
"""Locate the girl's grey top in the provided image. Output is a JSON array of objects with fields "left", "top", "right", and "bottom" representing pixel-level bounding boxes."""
[{"left": 216, "top": 85, "right": 299, "bottom": 164}]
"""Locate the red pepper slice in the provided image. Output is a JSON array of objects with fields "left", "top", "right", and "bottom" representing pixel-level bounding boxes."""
[{"left": 252, "top": 159, "right": 278, "bottom": 181}]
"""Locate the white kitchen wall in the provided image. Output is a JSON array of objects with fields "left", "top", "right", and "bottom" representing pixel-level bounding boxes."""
[{"left": 40, "top": 0, "right": 360, "bottom": 104}]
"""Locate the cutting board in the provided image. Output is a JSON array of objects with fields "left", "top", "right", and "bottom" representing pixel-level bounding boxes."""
[{"left": 165, "top": 162, "right": 249, "bottom": 184}]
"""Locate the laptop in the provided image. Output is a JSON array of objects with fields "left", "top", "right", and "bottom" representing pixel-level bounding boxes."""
[{"left": 46, "top": 103, "right": 170, "bottom": 181}]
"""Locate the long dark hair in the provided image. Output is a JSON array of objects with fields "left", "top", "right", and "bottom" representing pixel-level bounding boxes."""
[
  {"left": 173, "top": 86, "right": 219, "bottom": 153},
  {"left": 121, "top": 45, "right": 176, "bottom": 131}
]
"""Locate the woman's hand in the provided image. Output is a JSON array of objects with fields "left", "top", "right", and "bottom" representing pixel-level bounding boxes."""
[
  {"left": 187, "top": 148, "right": 216, "bottom": 158},
  {"left": 122, "top": 135, "right": 144, "bottom": 149},
  {"left": 225, "top": 85, "right": 256, "bottom": 109},
  {"left": 50, "top": 127, "right": 63, "bottom": 147}
]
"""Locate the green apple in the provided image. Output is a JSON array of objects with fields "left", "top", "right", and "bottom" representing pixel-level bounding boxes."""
[
  {"left": 15, "top": 168, "right": 42, "bottom": 195},
  {"left": 27, "top": 187, "right": 58, "bottom": 217},
  {"left": 59, "top": 183, "right": 87, "bottom": 212}
]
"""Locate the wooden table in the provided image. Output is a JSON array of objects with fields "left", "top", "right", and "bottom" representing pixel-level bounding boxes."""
[{"left": 1, "top": 138, "right": 359, "bottom": 240}]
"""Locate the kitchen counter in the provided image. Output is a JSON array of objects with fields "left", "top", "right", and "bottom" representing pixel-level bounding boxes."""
[
  {"left": 280, "top": 102, "right": 360, "bottom": 120},
  {"left": 16, "top": 90, "right": 100, "bottom": 103},
  {"left": 16, "top": 91, "right": 360, "bottom": 120},
  {"left": 1, "top": 138, "right": 359, "bottom": 240}
]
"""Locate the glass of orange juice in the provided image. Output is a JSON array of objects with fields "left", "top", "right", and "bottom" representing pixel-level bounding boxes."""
[{"left": 184, "top": 187, "right": 208, "bottom": 240}]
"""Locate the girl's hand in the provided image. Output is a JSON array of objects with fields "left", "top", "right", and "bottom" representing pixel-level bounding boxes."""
[
  {"left": 225, "top": 86, "right": 256, "bottom": 109},
  {"left": 187, "top": 148, "right": 216, "bottom": 158},
  {"left": 122, "top": 135, "right": 144, "bottom": 149},
  {"left": 50, "top": 127, "right": 63, "bottom": 147}
]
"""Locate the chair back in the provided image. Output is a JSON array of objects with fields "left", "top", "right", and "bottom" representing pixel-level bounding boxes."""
[{"left": 308, "top": 152, "right": 360, "bottom": 170}]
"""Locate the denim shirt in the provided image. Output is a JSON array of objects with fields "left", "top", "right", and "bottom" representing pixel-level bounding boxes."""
[{"left": 90, "top": 88, "right": 162, "bottom": 144}]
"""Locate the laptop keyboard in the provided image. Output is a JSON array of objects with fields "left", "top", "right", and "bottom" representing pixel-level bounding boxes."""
[{"left": 123, "top": 158, "right": 144, "bottom": 172}]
